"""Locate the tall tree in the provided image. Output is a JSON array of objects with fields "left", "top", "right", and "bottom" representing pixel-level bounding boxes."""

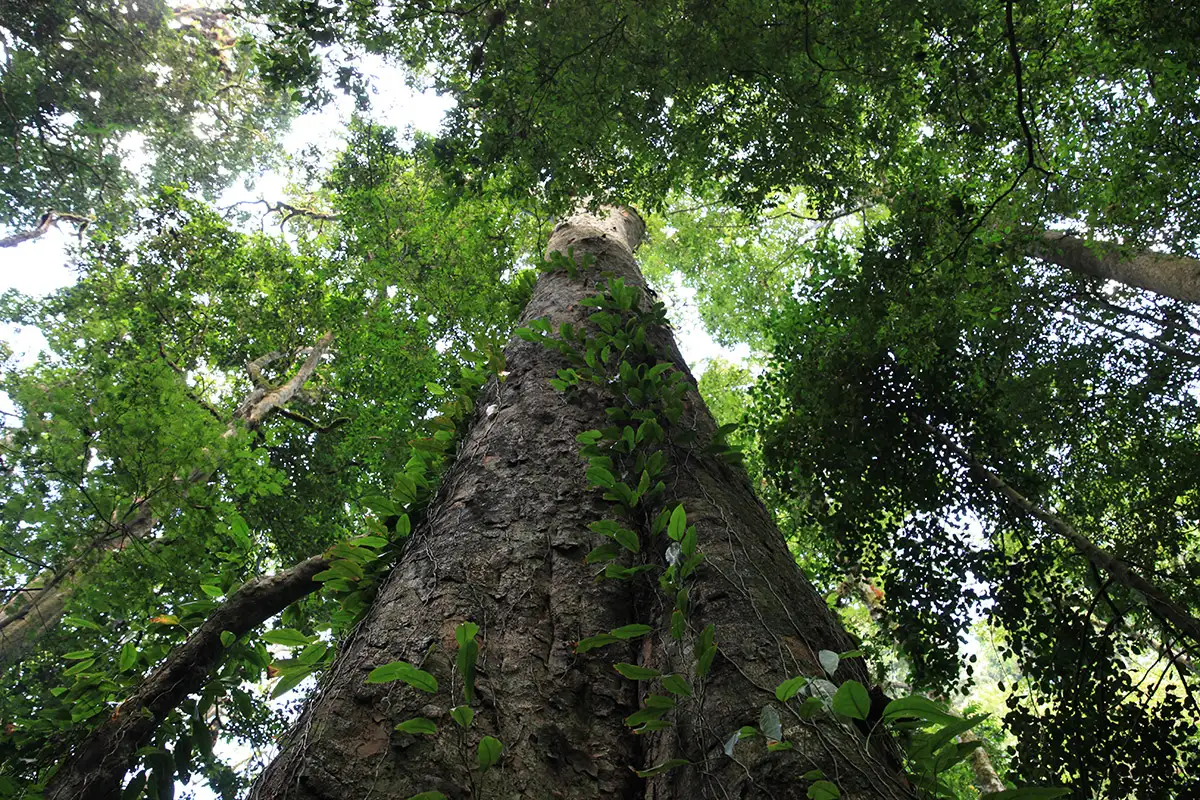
[{"left": 246, "top": 206, "right": 914, "bottom": 799}]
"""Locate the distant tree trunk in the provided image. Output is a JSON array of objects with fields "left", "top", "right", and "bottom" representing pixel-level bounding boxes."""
[
  {"left": 0, "top": 333, "right": 334, "bottom": 666},
  {"left": 253, "top": 208, "right": 912, "bottom": 800},
  {"left": 1026, "top": 230, "right": 1200, "bottom": 304},
  {"left": 841, "top": 579, "right": 1009, "bottom": 796}
]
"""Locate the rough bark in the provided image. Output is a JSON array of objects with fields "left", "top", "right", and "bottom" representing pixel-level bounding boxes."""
[
  {"left": 44, "top": 555, "right": 331, "bottom": 800},
  {"left": 253, "top": 208, "right": 912, "bottom": 800},
  {"left": 923, "top": 422, "right": 1200, "bottom": 647},
  {"left": 0, "top": 333, "right": 335, "bottom": 665},
  {"left": 1026, "top": 230, "right": 1200, "bottom": 305}
]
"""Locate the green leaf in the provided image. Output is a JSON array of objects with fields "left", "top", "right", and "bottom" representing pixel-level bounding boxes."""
[
  {"left": 63, "top": 616, "right": 103, "bottom": 632},
  {"left": 575, "top": 634, "right": 619, "bottom": 653},
  {"left": 119, "top": 641, "right": 138, "bottom": 671},
  {"left": 455, "top": 621, "right": 480, "bottom": 647},
  {"left": 476, "top": 735, "right": 503, "bottom": 772},
  {"left": 695, "top": 624, "right": 717, "bottom": 678},
  {"left": 64, "top": 658, "right": 96, "bottom": 676},
  {"left": 199, "top": 584, "right": 224, "bottom": 598},
  {"left": 668, "top": 504, "right": 687, "bottom": 541},
  {"left": 670, "top": 610, "right": 685, "bottom": 640},
  {"left": 297, "top": 643, "right": 328, "bottom": 666},
  {"left": 612, "top": 526, "right": 640, "bottom": 552},
  {"left": 63, "top": 650, "right": 94, "bottom": 660},
  {"left": 406, "top": 793, "right": 448, "bottom": 800},
  {"left": 229, "top": 513, "right": 252, "bottom": 549},
  {"left": 634, "top": 758, "right": 690, "bottom": 777},
  {"left": 614, "top": 662, "right": 661, "bottom": 680},
  {"left": 982, "top": 791, "right": 1069, "bottom": 800},
  {"left": 661, "top": 674, "right": 693, "bottom": 696},
  {"left": 263, "top": 629, "right": 315, "bottom": 648},
  {"left": 361, "top": 495, "right": 399, "bottom": 517},
  {"left": 831, "top": 680, "right": 871, "bottom": 721},
  {"left": 450, "top": 705, "right": 475, "bottom": 729},
  {"left": 586, "top": 466, "right": 616, "bottom": 489},
  {"left": 366, "top": 660, "right": 439, "bottom": 692},
  {"left": 611, "top": 624, "right": 653, "bottom": 640},
  {"left": 394, "top": 717, "right": 438, "bottom": 735},
  {"left": 775, "top": 675, "right": 808, "bottom": 702},
  {"left": 808, "top": 780, "right": 842, "bottom": 800},
  {"left": 586, "top": 542, "right": 621, "bottom": 563},
  {"left": 270, "top": 667, "right": 311, "bottom": 699},
  {"left": 882, "top": 695, "right": 959, "bottom": 725},
  {"left": 456, "top": 622, "right": 480, "bottom": 703}
]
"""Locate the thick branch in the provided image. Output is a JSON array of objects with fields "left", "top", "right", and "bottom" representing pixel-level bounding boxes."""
[
  {"left": 0, "top": 210, "right": 91, "bottom": 248},
  {"left": 44, "top": 555, "right": 331, "bottom": 800},
  {"left": 1027, "top": 230, "right": 1200, "bottom": 304},
  {"left": 237, "top": 333, "right": 335, "bottom": 430},
  {"left": 922, "top": 421, "right": 1200, "bottom": 646}
]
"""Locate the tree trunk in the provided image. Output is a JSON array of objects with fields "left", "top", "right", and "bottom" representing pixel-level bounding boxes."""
[
  {"left": 1026, "top": 230, "right": 1200, "bottom": 305},
  {"left": 253, "top": 208, "right": 912, "bottom": 800},
  {"left": 921, "top": 421, "right": 1200, "bottom": 647},
  {"left": 0, "top": 333, "right": 334, "bottom": 665}
]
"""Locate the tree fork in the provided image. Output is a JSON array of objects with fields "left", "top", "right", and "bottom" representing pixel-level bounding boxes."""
[
  {"left": 0, "top": 332, "right": 336, "bottom": 665},
  {"left": 253, "top": 207, "right": 912, "bottom": 799}
]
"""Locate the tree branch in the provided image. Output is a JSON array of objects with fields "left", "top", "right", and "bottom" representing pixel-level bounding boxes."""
[
  {"left": 0, "top": 210, "right": 91, "bottom": 249},
  {"left": 44, "top": 555, "right": 331, "bottom": 800}
]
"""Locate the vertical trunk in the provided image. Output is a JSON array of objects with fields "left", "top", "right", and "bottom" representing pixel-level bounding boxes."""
[
  {"left": 1025, "top": 230, "right": 1200, "bottom": 305},
  {"left": 253, "top": 208, "right": 911, "bottom": 799}
]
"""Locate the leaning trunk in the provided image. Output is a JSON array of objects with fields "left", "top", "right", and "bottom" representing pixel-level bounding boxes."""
[
  {"left": 253, "top": 208, "right": 911, "bottom": 799},
  {"left": 1026, "top": 230, "right": 1200, "bottom": 305}
]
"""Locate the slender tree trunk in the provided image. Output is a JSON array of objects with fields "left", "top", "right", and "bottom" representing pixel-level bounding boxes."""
[
  {"left": 253, "top": 208, "right": 912, "bottom": 800},
  {"left": 841, "top": 579, "right": 1009, "bottom": 796},
  {"left": 0, "top": 333, "right": 334, "bottom": 665},
  {"left": 1026, "top": 230, "right": 1200, "bottom": 304},
  {"left": 922, "top": 421, "right": 1200, "bottom": 647}
]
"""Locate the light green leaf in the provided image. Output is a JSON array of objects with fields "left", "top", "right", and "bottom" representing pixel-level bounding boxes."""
[
  {"left": 476, "top": 735, "right": 503, "bottom": 772},
  {"left": 366, "top": 660, "right": 439, "bottom": 692},
  {"left": 394, "top": 717, "right": 438, "bottom": 735}
]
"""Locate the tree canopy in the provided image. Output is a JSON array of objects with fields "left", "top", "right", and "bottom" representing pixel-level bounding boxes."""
[{"left": 2, "top": 0, "right": 1199, "bottom": 797}]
